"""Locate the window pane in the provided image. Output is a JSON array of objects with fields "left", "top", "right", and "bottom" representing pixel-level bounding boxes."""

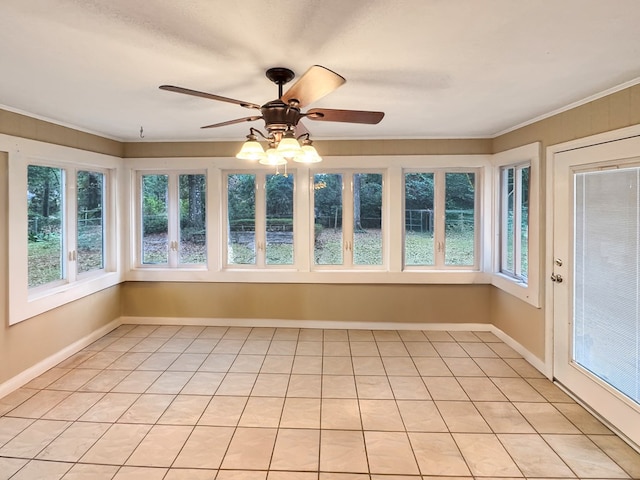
[
  {"left": 179, "top": 174, "right": 206, "bottom": 264},
  {"left": 445, "top": 172, "right": 475, "bottom": 266},
  {"left": 353, "top": 173, "right": 382, "bottom": 265},
  {"left": 502, "top": 167, "right": 515, "bottom": 274},
  {"left": 77, "top": 171, "right": 104, "bottom": 274},
  {"left": 520, "top": 166, "right": 530, "bottom": 279},
  {"left": 142, "top": 174, "right": 169, "bottom": 264},
  {"left": 404, "top": 172, "right": 434, "bottom": 266},
  {"left": 228, "top": 174, "right": 256, "bottom": 264},
  {"left": 314, "top": 173, "right": 343, "bottom": 265},
  {"left": 266, "top": 173, "right": 294, "bottom": 265},
  {"left": 28, "top": 165, "right": 64, "bottom": 287}
]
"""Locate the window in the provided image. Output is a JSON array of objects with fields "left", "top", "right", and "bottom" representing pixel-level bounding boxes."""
[
  {"left": 491, "top": 142, "right": 540, "bottom": 307},
  {"left": 500, "top": 164, "right": 529, "bottom": 281},
  {"left": 313, "top": 171, "right": 384, "bottom": 268},
  {"left": 138, "top": 172, "right": 207, "bottom": 268},
  {"left": 404, "top": 170, "right": 478, "bottom": 269},
  {"left": 226, "top": 172, "right": 295, "bottom": 267}
]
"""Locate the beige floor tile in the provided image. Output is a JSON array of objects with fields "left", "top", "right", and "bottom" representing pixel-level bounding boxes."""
[
  {"left": 514, "top": 402, "right": 580, "bottom": 434},
  {"left": 404, "top": 341, "right": 438, "bottom": 357},
  {"left": 111, "top": 371, "right": 162, "bottom": 393},
  {"left": 158, "top": 395, "right": 210, "bottom": 425},
  {"left": 118, "top": 394, "right": 174, "bottom": 424},
  {"left": 239, "top": 396, "right": 284, "bottom": 427},
  {"left": 81, "top": 423, "right": 151, "bottom": 465},
  {"left": 553, "top": 402, "right": 612, "bottom": 434},
  {"left": 273, "top": 328, "right": 300, "bottom": 340},
  {"left": 432, "top": 342, "right": 468, "bottom": 357},
  {"left": 126, "top": 425, "right": 192, "bottom": 467},
  {"left": 388, "top": 376, "right": 430, "bottom": 400},
  {"left": 322, "top": 375, "right": 357, "bottom": 398},
  {"left": 158, "top": 338, "right": 193, "bottom": 353},
  {"left": 129, "top": 337, "right": 169, "bottom": 353},
  {"left": 172, "top": 426, "right": 234, "bottom": 469},
  {"left": 6, "top": 390, "right": 71, "bottom": 418},
  {"left": 453, "top": 433, "right": 522, "bottom": 477},
  {"left": 398, "top": 330, "right": 428, "bottom": 341},
  {"left": 491, "top": 377, "right": 546, "bottom": 402},
  {"left": 348, "top": 330, "right": 375, "bottom": 341},
  {"left": 422, "top": 377, "right": 468, "bottom": 400},
  {"left": 488, "top": 342, "right": 522, "bottom": 358},
  {"left": 167, "top": 353, "right": 207, "bottom": 371},
  {"left": 268, "top": 340, "right": 297, "bottom": 355},
  {"left": 436, "top": 401, "right": 491, "bottom": 432},
  {"left": 397, "top": 400, "right": 447, "bottom": 432},
  {"left": 184, "top": 338, "right": 218, "bottom": 354},
  {"left": 323, "top": 341, "right": 351, "bottom": 356},
  {"left": 197, "top": 326, "right": 228, "bottom": 339},
  {"left": 9, "top": 459, "right": 72, "bottom": 479},
  {"left": 280, "top": 398, "right": 321, "bottom": 428},
  {"left": 147, "top": 325, "right": 181, "bottom": 338},
  {"left": 457, "top": 377, "right": 507, "bottom": 401},
  {"left": 355, "top": 375, "right": 394, "bottom": 399},
  {"left": 138, "top": 352, "right": 180, "bottom": 370},
  {"left": 296, "top": 341, "right": 323, "bottom": 356},
  {"left": 221, "top": 427, "right": 278, "bottom": 470},
  {"left": 0, "top": 417, "right": 35, "bottom": 448},
  {"left": 240, "top": 340, "right": 271, "bottom": 355},
  {"left": 216, "top": 470, "right": 267, "bottom": 480},
  {"left": 77, "top": 351, "right": 123, "bottom": 369},
  {"left": 424, "top": 331, "right": 455, "bottom": 342},
  {"left": 448, "top": 331, "right": 481, "bottom": 342},
  {"left": 61, "top": 463, "right": 119, "bottom": 479},
  {"left": 267, "top": 472, "right": 316, "bottom": 480},
  {"left": 287, "top": 374, "right": 321, "bottom": 398},
  {"left": 373, "top": 330, "right": 402, "bottom": 341},
  {"left": 409, "top": 432, "right": 471, "bottom": 476},
  {"left": 365, "top": 431, "right": 420, "bottom": 475},
  {"left": 413, "top": 358, "right": 452, "bottom": 376},
  {"left": 498, "top": 433, "right": 575, "bottom": 478},
  {"left": 382, "top": 357, "right": 419, "bottom": 376},
  {"left": 270, "top": 429, "right": 319, "bottom": 471},
  {"left": 261, "top": 355, "right": 294, "bottom": 373},
  {"left": 321, "top": 398, "right": 362, "bottom": 430},
  {"left": 589, "top": 434, "right": 640, "bottom": 478},
  {"left": 349, "top": 341, "right": 380, "bottom": 356},
  {"left": 458, "top": 342, "right": 498, "bottom": 358},
  {"left": 323, "top": 356, "right": 353, "bottom": 374},
  {"left": 544, "top": 434, "right": 629, "bottom": 478},
  {"left": 473, "top": 401, "right": 535, "bottom": 433},
  {"left": 299, "top": 329, "right": 324, "bottom": 341},
  {"left": 216, "top": 373, "right": 258, "bottom": 396},
  {"left": 473, "top": 357, "right": 520, "bottom": 377},
  {"left": 36, "top": 421, "right": 110, "bottom": 462},
  {"left": 0, "top": 419, "right": 70, "bottom": 458},
  {"left": 291, "top": 356, "right": 323, "bottom": 374},
  {"left": 198, "top": 396, "right": 247, "bottom": 426},
  {"left": 181, "top": 372, "right": 225, "bottom": 395},
  {"left": 107, "top": 352, "right": 152, "bottom": 370},
  {"left": 526, "top": 378, "right": 573, "bottom": 402},
  {"left": 41, "top": 391, "right": 105, "bottom": 421},
  {"left": 359, "top": 399, "right": 405, "bottom": 431},
  {"left": 0, "top": 388, "right": 39, "bottom": 416},
  {"left": 0, "top": 457, "right": 28, "bottom": 479},
  {"left": 199, "top": 353, "right": 236, "bottom": 372},
  {"left": 79, "top": 393, "right": 141, "bottom": 422},
  {"left": 320, "top": 474, "right": 369, "bottom": 480},
  {"left": 320, "top": 430, "right": 368, "bottom": 473},
  {"left": 213, "top": 339, "right": 245, "bottom": 354},
  {"left": 230, "top": 355, "right": 265, "bottom": 373},
  {"left": 57, "top": 350, "right": 95, "bottom": 369},
  {"left": 251, "top": 373, "right": 290, "bottom": 396},
  {"left": 146, "top": 371, "right": 194, "bottom": 394},
  {"left": 377, "top": 342, "right": 410, "bottom": 356},
  {"left": 442, "top": 357, "right": 485, "bottom": 377},
  {"left": 352, "top": 356, "right": 386, "bottom": 375},
  {"left": 24, "top": 368, "right": 70, "bottom": 390},
  {"left": 503, "top": 357, "right": 546, "bottom": 378},
  {"left": 324, "top": 330, "right": 349, "bottom": 341},
  {"left": 222, "top": 327, "right": 251, "bottom": 340},
  {"left": 164, "top": 468, "right": 217, "bottom": 479},
  {"left": 79, "top": 369, "right": 130, "bottom": 392},
  {"left": 111, "top": 466, "right": 168, "bottom": 479}
]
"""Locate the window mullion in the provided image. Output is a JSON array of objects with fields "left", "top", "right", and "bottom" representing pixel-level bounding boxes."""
[
  {"left": 255, "top": 173, "right": 267, "bottom": 266},
  {"left": 514, "top": 166, "right": 523, "bottom": 277},
  {"left": 434, "top": 170, "right": 446, "bottom": 267},
  {"left": 343, "top": 172, "right": 354, "bottom": 268},
  {"left": 168, "top": 173, "right": 179, "bottom": 267},
  {"left": 64, "top": 168, "right": 76, "bottom": 283}
]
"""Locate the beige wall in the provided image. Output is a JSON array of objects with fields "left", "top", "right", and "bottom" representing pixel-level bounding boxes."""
[{"left": 122, "top": 282, "right": 492, "bottom": 326}]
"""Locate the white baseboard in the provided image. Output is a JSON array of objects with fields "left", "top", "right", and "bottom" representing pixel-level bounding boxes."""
[
  {"left": 0, "top": 316, "right": 548, "bottom": 401},
  {"left": 0, "top": 319, "right": 122, "bottom": 399}
]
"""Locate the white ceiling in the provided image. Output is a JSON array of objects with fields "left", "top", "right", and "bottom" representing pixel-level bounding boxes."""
[{"left": 2, "top": 0, "right": 640, "bottom": 142}]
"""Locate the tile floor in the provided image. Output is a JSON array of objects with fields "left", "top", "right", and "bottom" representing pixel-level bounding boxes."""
[{"left": 0, "top": 324, "right": 639, "bottom": 479}]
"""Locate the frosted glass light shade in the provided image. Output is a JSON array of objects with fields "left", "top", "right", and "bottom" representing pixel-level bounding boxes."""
[
  {"left": 259, "top": 148, "right": 287, "bottom": 165},
  {"left": 276, "top": 136, "right": 302, "bottom": 158},
  {"left": 236, "top": 140, "right": 266, "bottom": 161},
  {"left": 294, "top": 144, "right": 322, "bottom": 163}
]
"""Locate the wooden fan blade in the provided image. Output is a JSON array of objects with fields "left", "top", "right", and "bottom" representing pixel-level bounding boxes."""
[
  {"left": 201, "top": 116, "right": 262, "bottom": 129},
  {"left": 281, "top": 65, "right": 345, "bottom": 108},
  {"left": 306, "top": 108, "right": 384, "bottom": 124},
  {"left": 294, "top": 120, "right": 310, "bottom": 137},
  {"left": 160, "top": 85, "right": 261, "bottom": 110}
]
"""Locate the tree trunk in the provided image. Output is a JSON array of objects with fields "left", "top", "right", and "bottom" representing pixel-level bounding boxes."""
[{"left": 354, "top": 174, "right": 362, "bottom": 231}]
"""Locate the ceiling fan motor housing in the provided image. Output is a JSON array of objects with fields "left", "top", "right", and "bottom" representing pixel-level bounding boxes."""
[{"left": 261, "top": 99, "right": 302, "bottom": 134}]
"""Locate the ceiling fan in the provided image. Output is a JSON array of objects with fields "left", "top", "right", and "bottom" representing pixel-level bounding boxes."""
[{"left": 159, "top": 65, "right": 384, "bottom": 164}]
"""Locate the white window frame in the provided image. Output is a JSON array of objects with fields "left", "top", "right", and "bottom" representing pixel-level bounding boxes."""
[
  {"left": 311, "top": 169, "right": 387, "bottom": 271},
  {"left": 6, "top": 136, "right": 121, "bottom": 325},
  {"left": 491, "top": 142, "right": 541, "bottom": 307}
]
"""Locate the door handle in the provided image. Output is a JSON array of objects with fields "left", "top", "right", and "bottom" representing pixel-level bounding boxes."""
[{"left": 551, "top": 273, "right": 563, "bottom": 283}]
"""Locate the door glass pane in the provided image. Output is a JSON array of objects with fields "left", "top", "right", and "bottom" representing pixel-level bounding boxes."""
[
  {"left": 141, "top": 174, "right": 169, "bottom": 264},
  {"left": 179, "top": 174, "right": 206, "bottom": 264},
  {"left": 27, "top": 165, "right": 64, "bottom": 287},
  {"left": 314, "top": 173, "right": 343, "bottom": 265},
  {"left": 574, "top": 168, "right": 640, "bottom": 404},
  {"left": 353, "top": 173, "right": 383, "bottom": 265},
  {"left": 228, "top": 173, "right": 256, "bottom": 265},
  {"left": 445, "top": 172, "right": 475, "bottom": 266},
  {"left": 520, "top": 166, "right": 530, "bottom": 279},
  {"left": 404, "top": 173, "right": 434, "bottom": 266},
  {"left": 266, "top": 173, "right": 294, "bottom": 265},
  {"left": 77, "top": 171, "right": 104, "bottom": 273}
]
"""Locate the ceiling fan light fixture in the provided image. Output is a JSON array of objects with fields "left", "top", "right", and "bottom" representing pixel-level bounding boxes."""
[
  {"left": 259, "top": 147, "right": 288, "bottom": 166},
  {"left": 294, "top": 141, "right": 322, "bottom": 163},
  {"left": 276, "top": 131, "right": 302, "bottom": 158},
  {"left": 236, "top": 134, "right": 266, "bottom": 161}
]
